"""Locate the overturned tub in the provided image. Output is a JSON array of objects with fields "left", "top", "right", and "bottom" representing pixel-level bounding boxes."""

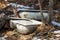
[
  {"left": 10, "top": 18, "right": 42, "bottom": 34},
  {"left": 18, "top": 10, "right": 58, "bottom": 21}
]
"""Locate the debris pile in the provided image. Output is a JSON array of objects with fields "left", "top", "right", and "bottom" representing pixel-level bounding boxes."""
[{"left": 0, "top": 0, "right": 60, "bottom": 40}]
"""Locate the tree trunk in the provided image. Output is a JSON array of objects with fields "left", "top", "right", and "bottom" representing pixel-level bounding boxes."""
[
  {"left": 38, "top": 0, "right": 44, "bottom": 23},
  {"left": 48, "top": 0, "right": 53, "bottom": 23}
]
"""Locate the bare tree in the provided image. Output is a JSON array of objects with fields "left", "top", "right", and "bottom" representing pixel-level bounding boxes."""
[
  {"left": 48, "top": 0, "right": 53, "bottom": 23},
  {"left": 38, "top": 0, "right": 44, "bottom": 23}
]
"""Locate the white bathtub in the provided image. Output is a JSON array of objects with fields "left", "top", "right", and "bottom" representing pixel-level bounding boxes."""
[{"left": 10, "top": 18, "right": 42, "bottom": 34}]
